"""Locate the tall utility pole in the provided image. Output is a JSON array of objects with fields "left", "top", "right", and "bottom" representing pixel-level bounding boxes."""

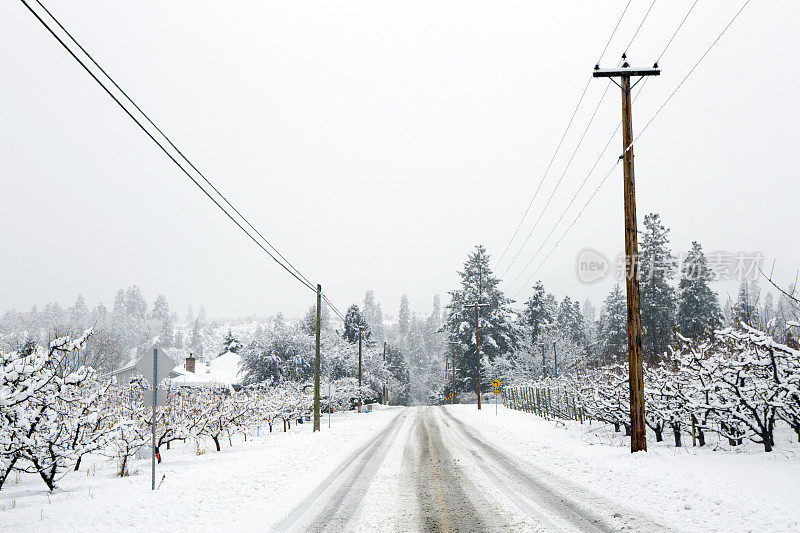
[
  {"left": 357, "top": 329, "right": 363, "bottom": 413},
  {"left": 463, "top": 268, "right": 488, "bottom": 410},
  {"left": 382, "top": 341, "right": 387, "bottom": 405},
  {"left": 593, "top": 58, "right": 659, "bottom": 453},
  {"left": 447, "top": 341, "right": 459, "bottom": 404},
  {"left": 313, "top": 284, "right": 322, "bottom": 432}
]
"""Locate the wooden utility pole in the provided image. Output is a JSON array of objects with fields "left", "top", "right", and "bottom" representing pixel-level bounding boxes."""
[
  {"left": 382, "top": 341, "right": 387, "bottom": 405},
  {"left": 313, "top": 284, "right": 322, "bottom": 431},
  {"left": 447, "top": 340, "right": 459, "bottom": 404},
  {"left": 463, "top": 269, "right": 489, "bottom": 410},
  {"left": 357, "top": 329, "right": 362, "bottom": 413},
  {"left": 593, "top": 59, "right": 659, "bottom": 453}
]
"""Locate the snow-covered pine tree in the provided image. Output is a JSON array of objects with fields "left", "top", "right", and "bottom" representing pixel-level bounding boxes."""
[
  {"left": 598, "top": 283, "right": 627, "bottom": 362},
  {"left": 159, "top": 314, "right": 175, "bottom": 347},
  {"left": 677, "top": 241, "right": 722, "bottom": 342},
  {"left": 407, "top": 320, "right": 429, "bottom": 404},
  {"left": 733, "top": 279, "right": 761, "bottom": 328},
  {"left": 150, "top": 295, "right": 170, "bottom": 321},
  {"left": 363, "top": 290, "right": 384, "bottom": 341},
  {"left": 343, "top": 304, "right": 371, "bottom": 343},
  {"left": 639, "top": 213, "right": 677, "bottom": 363},
  {"left": 443, "top": 245, "right": 517, "bottom": 397},
  {"left": 70, "top": 295, "right": 89, "bottom": 329},
  {"left": 221, "top": 329, "right": 241, "bottom": 355},
  {"left": 523, "top": 281, "right": 552, "bottom": 347},
  {"left": 398, "top": 295, "right": 411, "bottom": 337},
  {"left": 384, "top": 342, "right": 410, "bottom": 405}
]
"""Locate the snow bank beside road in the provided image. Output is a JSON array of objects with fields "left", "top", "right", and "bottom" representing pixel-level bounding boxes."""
[
  {"left": 444, "top": 404, "right": 800, "bottom": 532},
  {"left": 0, "top": 406, "right": 400, "bottom": 532}
]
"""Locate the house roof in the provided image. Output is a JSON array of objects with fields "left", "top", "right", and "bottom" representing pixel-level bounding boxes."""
[{"left": 168, "top": 350, "right": 243, "bottom": 388}]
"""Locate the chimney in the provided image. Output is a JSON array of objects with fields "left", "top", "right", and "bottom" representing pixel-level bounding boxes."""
[{"left": 185, "top": 354, "right": 195, "bottom": 373}]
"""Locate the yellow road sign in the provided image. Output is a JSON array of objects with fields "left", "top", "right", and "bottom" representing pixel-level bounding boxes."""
[{"left": 491, "top": 378, "right": 500, "bottom": 389}]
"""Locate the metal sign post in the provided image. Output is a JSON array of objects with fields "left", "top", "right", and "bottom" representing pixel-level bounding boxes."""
[
  {"left": 151, "top": 349, "right": 157, "bottom": 490},
  {"left": 134, "top": 346, "right": 173, "bottom": 490},
  {"left": 492, "top": 379, "right": 501, "bottom": 416}
]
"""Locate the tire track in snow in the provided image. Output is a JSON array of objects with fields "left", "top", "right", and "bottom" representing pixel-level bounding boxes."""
[
  {"left": 272, "top": 410, "right": 406, "bottom": 532},
  {"left": 439, "top": 407, "right": 670, "bottom": 532},
  {"left": 400, "top": 408, "right": 501, "bottom": 532}
]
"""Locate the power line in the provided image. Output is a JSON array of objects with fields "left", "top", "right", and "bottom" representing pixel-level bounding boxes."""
[
  {"left": 494, "top": 0, "right": 633, "bottom": 269},
  {"left": 512, "top": 159, "right": 621, "bottom": 300},
  {"left": 623, "top": 0, "right": 658, "bottom": 56},
  {"left": 512, "top": 0, "right": 751, "bottom": 300},
  {"left": 507, "top": 0, "right": 701, "bottom": 297},
  {"left": 500, "top": 80, "right": 613, "bottom": 280},
  {"left": 20, "top": 0, "right": 323, "bottom": 297},
  {"left": 597, "top": 0, "right": 635, "bottom": 66},
  {"left": 656, "top": 0, "right": 698, "bottom": 64},
  {"left": 27, "top": 0, "right": 317, "bottom": 292},
  {"left": 628, "top": 0, "right": 752, "bottom": 154},
  {"left": 505, "top": 80, "right": 649, "bottom": 296}
]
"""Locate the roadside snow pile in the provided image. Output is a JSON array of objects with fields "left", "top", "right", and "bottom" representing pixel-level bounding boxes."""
[{"left": 445, "top": 404, "right": 800, "bottom": 532}]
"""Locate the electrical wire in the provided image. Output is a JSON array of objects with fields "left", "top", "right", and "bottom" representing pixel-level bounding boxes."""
[
  {"left": 511, "top": 0, "right": 751, "bottom": 300},
  {"left": 626, "top": 0, "right": 751, "bottom": 156},
  {"left": 27, "top": 0, "right": 317, "bottom": 292},
  {"left": 623, "top": 0, "right": 658, "bottom": 56},
  {"left": 494, "top": 0, "right": 633, "bottom": 269},
  {"left": 500, "top": 79, "right": 613, "bottom": 279}
]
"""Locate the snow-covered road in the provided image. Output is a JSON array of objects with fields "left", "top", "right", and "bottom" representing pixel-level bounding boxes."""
[
  {"left": 4, "top": 404, "right": 797, "bottom": 531},
  {"left": 275, "top": 406, "right": 664, "bottom": 532}
]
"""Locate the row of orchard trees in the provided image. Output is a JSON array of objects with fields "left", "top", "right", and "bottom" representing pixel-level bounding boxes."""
[
  {"left": 441, "top": 213, "right": 799, "bottom": 400},
  {"left": 0, "top": 327, "right": 375, "bottom": 493},
  {"left": 524, "top": 324, "right": 800, "bottom": 452}
]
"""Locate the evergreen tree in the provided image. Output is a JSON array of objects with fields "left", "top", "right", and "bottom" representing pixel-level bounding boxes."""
[
  {"left": 363, "top": 290, "right": 384, "bottom": 340},
  {"left": 92, "top": 303, "right": 108, "bottom": 326},
  {"left": 189, "top": 318, "right": 205, "bottom": 360},
  {"left": 581, "top": 299, "right": 597, "bottom": 347},
  {"left": 523, "top": 281, "right": 551, "bottom": 346},
  {"left": 639, "top": 213, "right": 676, "bottom": 362},
  {"left": 150, "top": 295, "right": 170, "bottom": 321},
  {"left": 70, "top": 295, "right": 89, "bottom": 329},
  {"left": 221, "top": 329, "right": 241, "bottom": 355},
  {"left": 407, "top": 321, "right": 429, "bottom": 404},
  {"left": 159, "top": 314, "right": 175, "bottom": 347},
  {"left": 398, "top": 295, "right": 410, "bottom": 337},
  {"left": 598, "top": 283, "right": 627, "bottom": 362},
  {"left": 384, "top": 343, "right": 410, "bottom": 405},
  {"left": 301, "top": 302, "right": 330, "bottom": 336},
  {"left": 676, "top": 242, "right": 722, "bottom": 341},
  {"left": 124, "top": 285, "right": 147, "bottom": 321},
  {"left": 112, "top": 290, "right": 125, "bottom": 321},
  {"left": 343, "top": 304, "right": 371, "bottom": 343},
  {"left": 424, "top": 295, "right": 443, "bottom": 355},
  {"left": 443, "top": 245, "right": 517, "bottom": 396},
  {"left": 733, "top": 279, "right": 761, "bottom": 327}
]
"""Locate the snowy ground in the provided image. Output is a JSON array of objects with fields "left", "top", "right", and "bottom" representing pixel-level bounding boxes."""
[
  {"left": 445, "top": 403, "right": 800, "bottom": 532},
  {"left": 2, "top": 404, "right": 798, "bottom": 532},
  {"left": 0, "top": 407, "right": 401, "bottom": 532}
]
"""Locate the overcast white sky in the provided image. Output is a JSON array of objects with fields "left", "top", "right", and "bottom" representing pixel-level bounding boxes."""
[{"left": 2, "top": 1, "right": 798, "bottom": 320}]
